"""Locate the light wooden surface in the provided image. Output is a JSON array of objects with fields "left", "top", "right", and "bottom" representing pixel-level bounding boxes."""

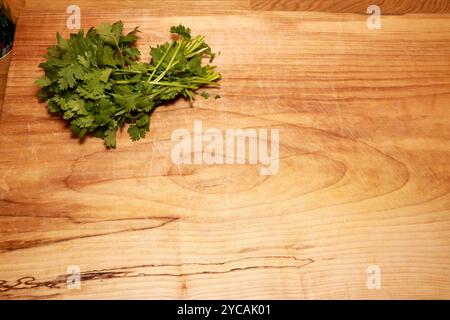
[
  {"left": 0, "top": 55, "right": 10, "bottom": 114},
  {"left": 0, "top": 2, "right": 449, "bottom": 300},
  {"left": 251, "top": 0, "right": 450, "bottom": 13}
]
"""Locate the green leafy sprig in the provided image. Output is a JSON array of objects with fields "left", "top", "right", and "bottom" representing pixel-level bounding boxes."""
[{"left": 36, "top": 22, "right": 221, "bottom": 148}]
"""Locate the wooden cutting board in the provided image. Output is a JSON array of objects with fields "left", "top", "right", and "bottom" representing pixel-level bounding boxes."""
[{"left": 0, "top": 6, "right": 449, "bottom": 299}]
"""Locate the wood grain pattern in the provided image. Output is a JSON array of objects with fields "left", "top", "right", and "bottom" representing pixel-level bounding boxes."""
[
  {"left": 251, "top": 0, "right": 450, "bottom": 13},
  {"left": 0, "top": 55, "right": 11, "bottom": 114},
  {"left": 21, "top": 0, "right": 251, "bottom": 11},
  {"left": 0, "top": 6, "right": 449, "bottom": 299}
]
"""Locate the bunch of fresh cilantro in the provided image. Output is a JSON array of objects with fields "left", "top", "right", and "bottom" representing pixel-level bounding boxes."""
[{"left": 35, "top": 22, "right": 221, "bottom": 148}]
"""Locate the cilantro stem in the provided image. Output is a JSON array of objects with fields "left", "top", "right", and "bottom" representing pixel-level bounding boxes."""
[
  {"left": 152, "top": 40, "right": 182, "bottom": 83},
  {"left": 147, "top": 41, "right": 174, "bottom": 82},
  {"left": 185, "top": 47, "right": 208, "bottom": 58},
  {"left": 147, "top": 81, "right": 195, "bottom": 89},
  {"left": 113, "top": 70, "right": 141, "bottom": 74},
  {"left": 114, "top": 40, "right": 125, "bottom": 68},
  {"left": 114, "top": 80, "right": 135, "bottom": 84},
  {"left": 186, "top": 36, "right": 204, "bottom": 54}
]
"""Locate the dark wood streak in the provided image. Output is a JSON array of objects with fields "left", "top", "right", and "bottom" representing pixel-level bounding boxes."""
[
  {"left": 89, "top": 255, "right": 314, "bottom": 272},
  {"left": 0, "top": 255, "right": 315, "bottom": 295},
  {"left": 0, "top": 217, "right": 179, "bottom": 253},
  {"left": 0, "top": 213, "right": 178, "bottom": 224}
]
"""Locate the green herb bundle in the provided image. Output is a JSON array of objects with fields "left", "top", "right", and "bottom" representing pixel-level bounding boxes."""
[{"left": 36, "top": 22, "right": 221, "bottom": 148}]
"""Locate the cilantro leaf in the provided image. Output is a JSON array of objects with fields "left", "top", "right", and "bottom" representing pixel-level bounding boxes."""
[
  {"left": 170, "top": 24, "right": 191, "bottom": 40},
  {"left": 127, "top": 124, "right": 147, "bottom": 141},
  {"left": 104, "top": 128, "right": 117, "bottom": 148},
  {"left": 200, "top": 91, "right": 210, "bottom": 99},
  {"left": 56, "top": 32, "right": 70, "bottom": 50},
  {"left": 57, "top": 63, "right": 85, "bottom": 90},
  {"left": 96, "top": 22, "right": 121, "bottom": 45},
  {"left": 35, "top": 77, "right": 52, "bottom": 88},
  {"left": 101, "top": 46, "right": 119, "bottom": 67}
]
